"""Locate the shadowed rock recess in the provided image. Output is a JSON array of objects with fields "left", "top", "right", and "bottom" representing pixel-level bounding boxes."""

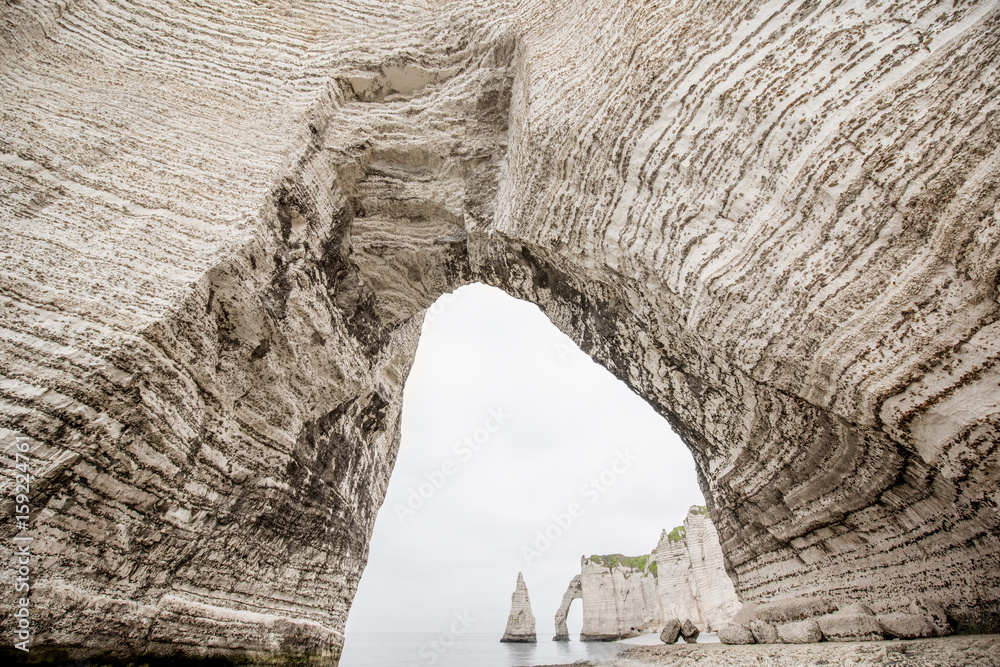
[{"left": 1, "top": 0, "right": 999, "bottom": 664}]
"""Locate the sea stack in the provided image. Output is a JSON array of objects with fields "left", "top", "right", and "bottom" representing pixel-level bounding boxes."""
[{"left": 501, "top": 572, "right": 537, "bottom": 643}]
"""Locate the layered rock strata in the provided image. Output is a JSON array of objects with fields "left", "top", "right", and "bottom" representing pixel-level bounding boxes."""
[
  {"left": 2, "top": 0, "right": 1000, "bottom": 663},
  {"left": 501, "top": 572, "right": 537, "bottom": 643}
]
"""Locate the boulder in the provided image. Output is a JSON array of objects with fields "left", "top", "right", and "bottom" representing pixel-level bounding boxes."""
[
  {"left": 839, "top": 602, "right": 875, "bottom": 616},
  {"left": 816, "top": 612, "right": 884, "bottom": 642},
  {"left": 718, "top": 623, "right": 755, "bottom": 645},
  {"left": 660, "top": 619, "right": 681, "bottom": 644},
  {"left": 680, "top": 618, "right": 700, "bottom": 643},
  {"left": 878, "top": 612, "right": 934, "bottom": 639},
  {"left": 731, "top": 602, "right": 760, "bottom": 626},
  {"left": 776, "top": 619, "right": 823, "bottom": 644},
  {"left": 911, "top": 598, "right": 952, "bottom": 637},
  {"left": 734, "top": 598, "right": 838, "bottom": 625},
  {"left": 749, "top": 619, "right": 780, "bottom": 644}
]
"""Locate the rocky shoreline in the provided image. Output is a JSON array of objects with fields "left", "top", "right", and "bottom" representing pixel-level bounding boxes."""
[{"left": 537, "top": 634, "right": 1000, "bottom": 667}]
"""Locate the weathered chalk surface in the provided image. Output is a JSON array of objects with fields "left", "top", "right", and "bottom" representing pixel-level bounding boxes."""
[{"left": 2, "top": 0, "right": 1000, "bottom": 663}]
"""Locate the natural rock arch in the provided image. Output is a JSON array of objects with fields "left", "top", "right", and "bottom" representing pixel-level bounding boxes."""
[
  {"left": 2, "top": 0, "right": 999, "bottom": 664},
  {"left": 554, "top": 574, "right": 583, "bottom": 641}
]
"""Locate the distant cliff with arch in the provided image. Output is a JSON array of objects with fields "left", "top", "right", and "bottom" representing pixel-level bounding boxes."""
[{"left": 553, "top": 506, "right": 740, "bottom": 641}]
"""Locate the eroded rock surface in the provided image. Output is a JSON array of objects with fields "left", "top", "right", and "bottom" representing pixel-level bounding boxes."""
[
  {"left": 2, "top": 0, "right": 1000, "bottom": 663},
  {"left": 613, "top": 635, "right": 1000, "bottom": 667}
]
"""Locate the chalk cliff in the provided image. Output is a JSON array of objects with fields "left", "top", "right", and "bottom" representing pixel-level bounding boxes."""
[
  {"left": 2, "top": 0, "right": 999, "bottom": 663},
  {"left": 653, "top": 507, "right": 741, "bottom": 631},
  {"left": 564, "top": 509, "right": 739, "bottom": 641},
  {"left": 501, "top": 572, "right": 537, "bottom": 643},
  {"left": 580, "top": 555, "right": 661, "bottom": 641}
]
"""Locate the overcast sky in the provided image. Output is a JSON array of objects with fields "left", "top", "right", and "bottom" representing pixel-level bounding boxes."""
[{"left": 345, "top": 283, "right": 704, "bottom": 637}]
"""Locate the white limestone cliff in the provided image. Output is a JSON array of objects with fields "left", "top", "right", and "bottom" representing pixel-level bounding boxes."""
[
  {"left": 571, "top": 508, "right": 739, "bottom": 641},
  {"left": 580, "top": 555, "right": 660, "bottom": 641},
  {"left": 501, "top": 572, "right": 537, "bottom": 643},
  {"left": 654, "top": 529, "right": 704, "bottom": 629},
  {"left": 653, "top": 507, "right": 742, "bottom": 631}
]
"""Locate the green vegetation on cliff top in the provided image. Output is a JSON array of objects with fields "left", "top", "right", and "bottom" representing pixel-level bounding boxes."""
[
  {"left": 665, "top": 506, "right": 708, "bottom": 543},
  {"left": 667, "top": 525, "right": 686, "bottom": 542},
  {"left": 588, "top": 553, "right": 656, "bottom": 577},
  {"left": 585, "top": 507, "right": 710, "bottom": 577}
]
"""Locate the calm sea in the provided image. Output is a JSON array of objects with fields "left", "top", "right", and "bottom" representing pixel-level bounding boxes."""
[{"left": 339, "top": 632, "right": 719, "bottom": 667}]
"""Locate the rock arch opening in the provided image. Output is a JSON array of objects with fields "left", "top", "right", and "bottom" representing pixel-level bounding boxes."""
[{"left": 342, "top": 284, "right": 705, "bottom": 644}]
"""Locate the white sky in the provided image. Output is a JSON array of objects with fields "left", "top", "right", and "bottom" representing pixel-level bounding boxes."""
[{"left": 345, "top": 283, "right": 704, "bottom": 636}]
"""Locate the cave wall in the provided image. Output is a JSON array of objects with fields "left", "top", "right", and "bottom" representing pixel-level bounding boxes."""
[{"left": 2, "top": 0, "right": 999, "bottom": 662}]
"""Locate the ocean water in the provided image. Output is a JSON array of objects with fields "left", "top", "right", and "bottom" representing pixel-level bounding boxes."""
[{"left": 339, "top": 632, "right": 719, "bottom": 667}]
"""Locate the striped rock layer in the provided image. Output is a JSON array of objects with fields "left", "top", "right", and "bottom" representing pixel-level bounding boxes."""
[{"left": 1, "top": 0, "right": 999, "bottom": 663}]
